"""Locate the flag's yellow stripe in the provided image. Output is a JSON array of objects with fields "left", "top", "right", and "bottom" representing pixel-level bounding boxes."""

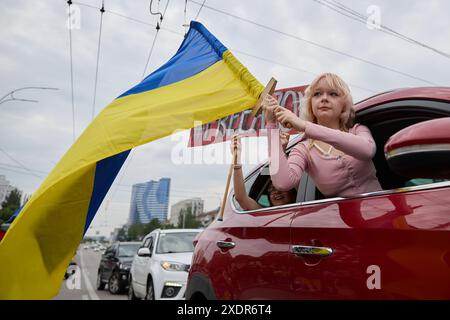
[{"left": 0, "top": 165, "right": 95, "bottom": 299}]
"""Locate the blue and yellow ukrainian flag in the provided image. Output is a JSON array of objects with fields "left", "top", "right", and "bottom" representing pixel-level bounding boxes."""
[{"left": 0, "top": 21, "right": 264, "bottom": 299}]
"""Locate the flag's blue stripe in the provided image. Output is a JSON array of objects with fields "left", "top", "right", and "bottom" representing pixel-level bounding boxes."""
[
  {"left": 118, "top": 21, "right": 228, "bottom": 98},
  {"left": 6, "top": 207, "right": 22, "bottom": 223},
  {"left": 83, "top": 150, "right": 131, "bottom": 234}
]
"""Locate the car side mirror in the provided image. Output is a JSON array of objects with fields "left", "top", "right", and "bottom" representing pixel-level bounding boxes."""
[
  {"left": 137, "top": 247, "right": 151, "bottom": 257},
  {"left": 384, "top": 117, "right": 450, "bottom": 179}
]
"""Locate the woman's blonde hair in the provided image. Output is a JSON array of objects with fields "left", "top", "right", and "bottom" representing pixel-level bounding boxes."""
[{"left": 302, "top": 73, "right": 355, "bottom": 132}]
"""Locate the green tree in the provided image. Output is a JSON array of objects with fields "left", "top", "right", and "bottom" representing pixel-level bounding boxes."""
[
  {"left": 127, "top": 223, "right": 145, "bottom": 241},
  {"left": 127, "top": 218, "right": 164, "bottom": 241},
  {"left": 0, "top": 188, "right": 22, "bottom": 224},
  {"left": 143, "top": 218, "right": 162, "bottom": 235},
  {"left": 177, "top": 206, "right": 202, "bottom": 229},
  {"left": 116, "top": 226, "right": 128, "bottom": 241},
  {"left": 161, "top": 223, "right": 176, "bottom": 230}
]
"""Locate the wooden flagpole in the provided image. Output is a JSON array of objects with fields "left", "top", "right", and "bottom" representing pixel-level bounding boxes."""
[{"left": 217, "top": 78, "right": 278, "bottom": 221}]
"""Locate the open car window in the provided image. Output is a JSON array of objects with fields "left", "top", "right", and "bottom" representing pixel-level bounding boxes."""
[
  {"left": 232, "top": 149, "right": 304, "bottom": 212},
  {"left": 404, "top": 178, "right": 448, "bottom": 187},
  {"left": 232, "top": 165, "right": 271, "bottom": 211}
]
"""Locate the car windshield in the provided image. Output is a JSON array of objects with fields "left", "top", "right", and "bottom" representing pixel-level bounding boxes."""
[
  {"left": 118, "top": 243, "right": 140, "bottom": 257},
  {"left": 156, "top": 232, "right": 199, "bottom": 254}
]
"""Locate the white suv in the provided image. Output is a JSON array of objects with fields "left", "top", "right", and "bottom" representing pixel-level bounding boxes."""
[{"left": 128, "top": 228, "right": 202, "bottom": 300}]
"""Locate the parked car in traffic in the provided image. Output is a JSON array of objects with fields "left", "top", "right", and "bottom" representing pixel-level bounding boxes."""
[
  {"left": 0, "top": 212, "right": 18, "bottom": 242},
  {"left": 97, "top": 241, "right": 141, "bottom": 294},
  {"left": 128, "top": 229, "right": 202, "bottom": 300},
  {"left": 186, "top": 87, "right": 450, "bottom": 300},
  {"left": 0, "top": 222, "right": 10, "bottom": 242}
]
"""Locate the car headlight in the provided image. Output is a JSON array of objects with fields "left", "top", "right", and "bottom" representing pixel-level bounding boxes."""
[
  {"left": 119, "top": 263, "right": 130, "bottom": 270},
  {"left": 160, "top": 261, "right": 189, "bottom": 272}
]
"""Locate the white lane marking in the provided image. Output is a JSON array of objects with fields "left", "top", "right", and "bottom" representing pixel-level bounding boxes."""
[{"left": 79, "top": 249, "right": 100, "bottom": 300}]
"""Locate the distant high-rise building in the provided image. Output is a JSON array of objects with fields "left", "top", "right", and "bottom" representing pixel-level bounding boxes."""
[
  {"left": 169, "top": 198, "right": 204, "bottom": 227},
  {"left": 128, "top": 178, "right": 171, "bottom": 225},
  {"left": 0, "top": 175, "right": 13, "bottom": 204}
]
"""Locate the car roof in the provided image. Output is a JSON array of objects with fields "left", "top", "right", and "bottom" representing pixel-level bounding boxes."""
[{"left": 354, "top": 87, "right": 450, "bottom": 112}]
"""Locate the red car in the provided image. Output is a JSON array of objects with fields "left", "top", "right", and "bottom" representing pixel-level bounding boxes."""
[{"left": 186, "top": 87, "right": 450, "bottom": 300}]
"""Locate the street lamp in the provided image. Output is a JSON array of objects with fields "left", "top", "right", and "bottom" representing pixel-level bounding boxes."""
[{"left": 0, "top": 86, "right": 59, "bottom": 105}]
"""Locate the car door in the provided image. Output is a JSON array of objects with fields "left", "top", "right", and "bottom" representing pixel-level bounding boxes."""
[
  {"left": 289, "top": 180, "right": 450, "bottom": 299},
  {"left": 133, "top": 235, "right": 154, "bottom": 296},
  {"left": 288, "top": 97, "right": 450, "bottom": 299},
  {"left": 205, "top": 165, "right": 302, "bottom": 299},
  {"left": 100, "top": 246, "right": 111, "bottom": 276},
  {"left": 102, "top": 244, "right": 117, "bottom": 280}
]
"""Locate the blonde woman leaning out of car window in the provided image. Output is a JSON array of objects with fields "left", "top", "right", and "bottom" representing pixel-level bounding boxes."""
[
  {"left": 263, "top": 73, "right": 382, "bottom": 198},
  {"left": 231, "top": 134, "right": 296, "bottom": 211}
]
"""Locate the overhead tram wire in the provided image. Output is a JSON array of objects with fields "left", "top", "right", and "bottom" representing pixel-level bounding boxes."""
[
  {"left": 187, "top": 0, "right": 440, "bottom": 86},
  {"left": 91, "top": 0, "right": 105, "bottom": 120},
  {"left": 232, "top": 49, "right": 377, "bottom": 94},
  {"left": 0, "top": 163, "right": 45, "bottom": 178},
  {"left": 73, "top": 2, "right": 437, "bottom": 90},
  {"left": 194, "top": 0, "right": 207, "bottom": 20},
  {"left": 0, "top": 147, "right": 44, "bottom": 179},
  {"left": 312, "top": 0, "right": 450, "bottom": 60},
  {"left": 0, "top": 163, "right": 48, "bottom": 175},
  {"left": 67, "top": 0, "right": 76, "bottom": 142},
  {"left": 71, "top": 2, "right": 378, "bottom": 93},
  {"left": 311, "top": 0, "right": 372, "bottom": 26},
  {"left": 72, "top": 1, "right": 181, "bottom": 36},
  {"left": 141, "top": 0, "right": 171, "bottom": 80},
  {"left": 183, "top": 0, "right": 188, "bottom": 36},
  {"left": 323, "top": 0, "right": 450, "bottom": 59},
  {"left": 0, "top": 166, "right": 45, "bottom": 179}
]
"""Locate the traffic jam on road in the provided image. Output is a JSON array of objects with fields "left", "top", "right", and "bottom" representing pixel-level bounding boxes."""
[{"left": 60, "top": 229, "right": 201, "bottom": 300}]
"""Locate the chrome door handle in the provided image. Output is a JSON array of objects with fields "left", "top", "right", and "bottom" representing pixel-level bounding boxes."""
[
  {"left": 216, "top": 240, "right": 235, "bottom": 249},
  {"left": 291, "top": 245, "right": 333, "bottom": 257}
]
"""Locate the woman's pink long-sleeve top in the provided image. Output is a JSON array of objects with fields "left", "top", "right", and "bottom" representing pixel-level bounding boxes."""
[{"left": 268, "top": 122, "right": 382, "bottom": 197}]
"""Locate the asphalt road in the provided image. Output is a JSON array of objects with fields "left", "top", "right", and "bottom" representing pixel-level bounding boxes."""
[{"left": 54, "top": 246, "right": 127, "bottom": 300}]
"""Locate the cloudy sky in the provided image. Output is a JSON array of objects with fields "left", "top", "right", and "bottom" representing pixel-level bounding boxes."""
[{"left": 1, "top": 0, "right": 449, "bottom": 236}]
